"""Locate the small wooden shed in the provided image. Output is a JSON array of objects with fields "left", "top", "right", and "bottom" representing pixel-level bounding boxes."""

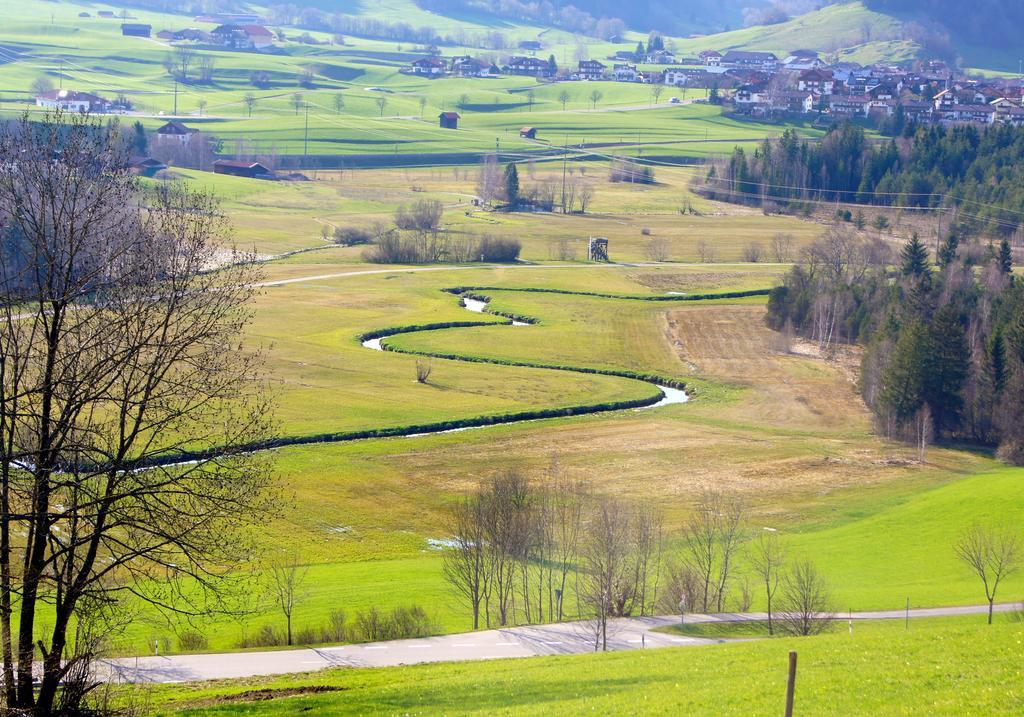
[
  {"left": 519, "top": 126, "right": 537, "bottom": 139},
  {"left": 439, "top": 111, "right": 461, "bottom": 129}
]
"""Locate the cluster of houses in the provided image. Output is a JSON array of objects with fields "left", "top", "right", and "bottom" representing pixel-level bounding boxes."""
[
  {"left": 721, "top": 55, "right": 1024, "bottom": 126},
  {"left": 155, "top": 23, "right": 275, "bottom": 50},
  {"left": 34, "top": 89, "right": 130, "bottom": 114},
  {"left": 404, "top": 46, "right": 1024, "bottom": 127}
]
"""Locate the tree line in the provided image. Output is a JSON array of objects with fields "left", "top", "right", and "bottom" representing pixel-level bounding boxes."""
[
  {"left": 702, "top": 123, "right": 1024, "bottom": 238},
  {"left": 443, "top": 468, "right": 835, "bottom": 648},
  {"left": 766, "top": 227, "right": 1024, "bottom": 462}
]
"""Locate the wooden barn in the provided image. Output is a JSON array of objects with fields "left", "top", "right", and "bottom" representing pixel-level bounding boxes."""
[
  {"left": 213, "top": 160, "right": 276, "bottom": 180},
  {"left": 519, "top": 126, "right": 537, "bottom": 139},
  {"left": 438, "top": 111, "right": 461, "bottom": 129}
]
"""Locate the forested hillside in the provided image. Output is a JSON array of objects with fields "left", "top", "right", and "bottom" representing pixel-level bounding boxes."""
[
  {"left": 866, "top": 0, "right": 1024, "bottom": 51},
  {"left": 703, "top": 123, "right": 1024, "bottom": 238}
]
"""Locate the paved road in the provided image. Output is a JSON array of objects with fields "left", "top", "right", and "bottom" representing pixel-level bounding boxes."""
[{"left": 101, "top": 604, "right": 1016, "bottom": 684}]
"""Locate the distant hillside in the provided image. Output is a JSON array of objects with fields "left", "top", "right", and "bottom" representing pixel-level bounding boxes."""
[
  {"left": 865, "top": 0, "right": 1024, "bottom": 70},
  {"left": 672, "top": 2, "right": 920, "bottom": 66}
]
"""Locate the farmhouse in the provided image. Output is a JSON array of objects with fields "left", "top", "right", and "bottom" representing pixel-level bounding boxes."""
[
  {"left": 439, "top": 111, "right": 460, "bottom": 129},
  {"left": 210, "top": 24, "right": 274, "bottom": 50},
  {"left": 410, "top": 57, "right": 446, "bottom": 76},
  {"left": 506, "top": 56, "right": 550, "bottom": 77},
  {"left": 121, "top": 23, "right": 151, "bottom": 37},
  {"left": 155, "top": 120, "right": 199, "bottom": 145},
  {"left": 213, "top": 160, "right": 276, "bottom": 179},
  {"left": 577, "top": 60, "right": 606, "bottom": 81},
  {"left": 35, "top": 89, "right": 110, "bottom": 113},
  {"left": 450, "top": 56, "right": 491, "bottom": 78}
]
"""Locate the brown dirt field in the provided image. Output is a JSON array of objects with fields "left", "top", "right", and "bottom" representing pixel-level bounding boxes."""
[{"left": 666, "top": 305, "right": 869, "bottom": 433}]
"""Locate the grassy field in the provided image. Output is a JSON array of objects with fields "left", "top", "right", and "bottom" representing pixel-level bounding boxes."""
[
  {"left": 99, "top": 261, "right": 1018, "bottom": 655},
  {"left": 142, "top": 616, "right": 1024, "bottom": 715}
]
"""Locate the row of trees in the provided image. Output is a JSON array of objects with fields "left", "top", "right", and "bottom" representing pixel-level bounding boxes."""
[
  {"left": 766, "top": 227, "right": 1024, "bottom": 462},
  {"left": 476, "top": 157, "right": 597, "bottom": 214},
  {"left": 443, "top": 470, "right": 835, "bottom": 647},
  {"left": 703, "top": 123, "right": 1024, "bottom": 237}
]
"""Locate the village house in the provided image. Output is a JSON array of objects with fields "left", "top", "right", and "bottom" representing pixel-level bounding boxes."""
[
  {"left": 645, "top": 49, "right": 676, "bottom": 64},
  {"left": 505, "top": 56, "right": 550, "bottom": 77},
  {"left": 438, "top": 111, "right": 460, "bottom": 129},
  {"left": 699, "top": 50, "right": 722, "bottom": 67},
  {"left": 35, "top": 89, "right": 111, "bottom": 113},
  {"left": 577, "top": 60, "right": 606, "bottom": 81},
  {"left": 721, "top": 50, "right": 778, "bottom": 70},
  {"left": 129, "top": 157, "right": 168, "bottom": 178},
  {"left": 409, "top": 56, "right": 447, "bottom": 76},
  {"left": 155, "top": 120, "right": 199, "bottom": 146},
  {"left": 733, "top": 82, "right": 769, "bottom": 109},
  {"left": 213, "top": 160, "right": 276, "bottom": 179},
  {"left": 613, "top": 63, "right": 638, "bottom": 82},
  {"left": 828, "top": 94, "right": 872, "bottom": 117},
  {"left": 797, "top": 69, "right": 834, "bottom": 95}
]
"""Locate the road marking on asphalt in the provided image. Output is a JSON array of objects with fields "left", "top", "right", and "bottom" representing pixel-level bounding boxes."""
[
  {"left": 407, "top": 644, "right": 432, "bottom": 649},
  {"left": 363, "top": 646, "right": 387, "bottom": 650},
  {"left": 494, "top": 642, "right": 518, "bottom": 646},
  {"left": 453, "top": 643, "right": 476, "bottom": 647},
  {"left": 670, "top": 638, "right": 690, "bottom": 643},
  {"left": 627, "top": 639, "right": 643, "bottom": 643},
  {"left": 540, "top": 640, "right": 563, "bottom": 645}
]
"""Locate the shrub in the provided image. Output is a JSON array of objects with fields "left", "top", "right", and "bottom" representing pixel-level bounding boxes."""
[
  {"left": 395, "top": 200, "right": 443, "bottom": 231},
  {"left": 333, "top": 227, "right": 373, "bottom": 246},
  {"left": 742, "top": 242, "right": 764, "bottom": 263},
  {"left": 177, "top": 630, "right": 209, "bottom": 652},
  {"left": 476, "top": 236, "right": 521, "bottom": 262}
]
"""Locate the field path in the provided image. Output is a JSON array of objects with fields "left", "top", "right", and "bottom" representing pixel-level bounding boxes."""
[{"left": 101, "top": 603, "right": 1015, "bottom": 683}]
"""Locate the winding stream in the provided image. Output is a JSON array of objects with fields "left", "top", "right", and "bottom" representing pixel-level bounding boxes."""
[{"left": 363, "top": 290, "right": 688, "bottom": 424}]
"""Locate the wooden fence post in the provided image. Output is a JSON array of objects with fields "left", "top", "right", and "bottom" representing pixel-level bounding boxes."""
[{"left": 784, "top": 650, "right": 798, "bottom": 717}]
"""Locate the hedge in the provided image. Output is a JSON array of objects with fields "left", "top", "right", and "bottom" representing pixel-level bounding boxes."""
[{"left": 443, "top": 286, "right": 772, "bottom": 301}]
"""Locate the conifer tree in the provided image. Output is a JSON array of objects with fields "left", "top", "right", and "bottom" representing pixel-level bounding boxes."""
[
  {"left": 998, "top": 237, "right": 1013, "bottom": 275},
  {"left": 937, "top": 232, "right": 959, "bottom": 267},
  {"left": 503, "top": 162, "right": 519, "bottom": 209},
  {"left": 901, "top": 233, "right": 930, "bottom": 277}
]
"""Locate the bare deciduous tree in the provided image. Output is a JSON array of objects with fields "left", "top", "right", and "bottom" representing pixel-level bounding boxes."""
[
  {"left": 476, "top": 154, "right": 503, "bottom": 206},
  {"left": 771, "top": 233, "right": 794, "bottom": 263},
  {"left": 443, "top": 488, "right": 491, "bottom": 629},
  {"left": 558, "top": 89, "right": 571, "bottom": 110},
  {"left": 955, "top": 524, "right": 1022, "bottom": 624},
  {"left": 269, "top": 554, "right": 309, "bottom": 646},
  {"left": 415, "top": 359, "right": 432, "bottom": 383},
  {"left": 697, "top": 240, "right": 717, "bottom": 263},
  {"left": 776, "top": 561, "right": 834, "bottom": 636},
  {"left": 646, "top": 236, "right": 670, "bottom": 262},
  {"left": 681, "top": 491, "right": 746, "bottom": 612},
  {"left": 0, "top": 112, "right": 274, "bottom": 713},
  {"left": 244, "top": 92, "right": 256, "bottom": 117},
  {"left": 578, "top": 183, "right": 595, "bottom": 214},
  {"left": 750, "top": 530, "right": 786, "bottom": 634}
]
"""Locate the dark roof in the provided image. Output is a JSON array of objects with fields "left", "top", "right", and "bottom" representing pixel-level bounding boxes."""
[
  {"left": 722, "top": 50, "right": 777, "bottom": 62},
  {"left": 156, "top": 120, "right": 198, "bottom": 135},
  {"left": 439, "top": 112, "right": 461, "bottom": 119},
  {"left": 214, "top": 160, "right": 271, "bottom": 168}
]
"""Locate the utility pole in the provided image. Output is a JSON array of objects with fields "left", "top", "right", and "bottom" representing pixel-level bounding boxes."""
[
  {"left": 173, "top": 80, "right": 178, "bottom": 116},
  {"left": 303, "top": 101, "right": 309, "bottom": 161},
  {"left": 58, "top": 58, "right": 63, "bottom": 89},
  {"left": 560, "top": 134, "right": 568, "bottom": 214}
]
